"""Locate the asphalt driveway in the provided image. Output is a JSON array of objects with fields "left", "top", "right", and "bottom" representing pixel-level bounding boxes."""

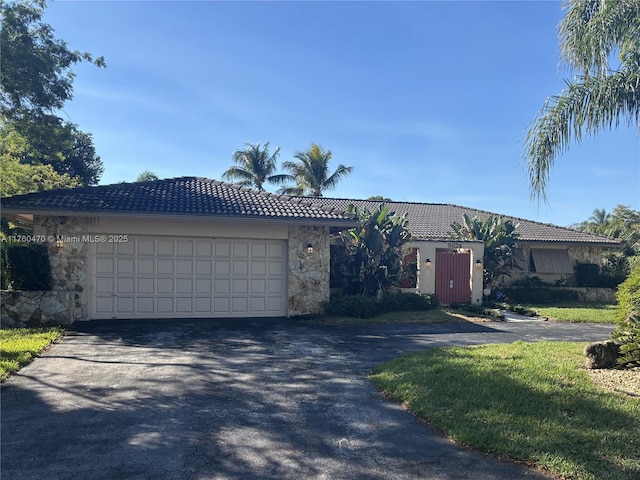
[{"left": 1, "top": 317, "right": 614, "bottom": 480}]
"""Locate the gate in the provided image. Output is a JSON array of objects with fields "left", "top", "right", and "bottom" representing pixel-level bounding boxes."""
[{"left": 435, "top": 249, "right": 471, "bottom": 304}]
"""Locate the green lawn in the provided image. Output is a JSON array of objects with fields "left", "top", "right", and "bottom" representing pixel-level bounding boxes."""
[
  {"left": 0, "top": 327, "right": 63, "bottom": 381},
  {"left": 370, "top": 341, "right": 640, "bottom": 480},
  {"left": 532, "top": 303, "right": 617, "bottom": 323}
]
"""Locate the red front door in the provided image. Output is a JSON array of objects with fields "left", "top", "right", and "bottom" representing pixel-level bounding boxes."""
[{"left": 435, "top": 249, "right": 471, "bottom": 304}]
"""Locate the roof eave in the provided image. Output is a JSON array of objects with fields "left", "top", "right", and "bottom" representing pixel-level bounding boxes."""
[{"left": 0, "top": 207, "right": 357, "bottom": 227}]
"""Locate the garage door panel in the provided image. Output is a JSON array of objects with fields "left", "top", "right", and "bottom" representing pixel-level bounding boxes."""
[
  {"left": 116, "top": 297, "right": 134, "bottom": 313},
  {"left": 196, "top": 241, "right": 212, "bottom": 257},
  {"left": 214, "top": 261, "right": 230, "bottom": 275},
  {"left": 137, "top": 258, "right": 154, "bottom": 275},
  {"left": 252, "top": 243, "right": 267, "bottom": 258},
  {"left": 195, "top": 298, "right": 211, "bottom": 312},
  {"left": 95, "top": 278, "right": 113, "bottom": 293},
  {"left": 195, "top": 278, "right": 211, "bottom": 294},
  {"left": 176, "top": 298, "right": 192, "bottom": 313},
  {"left": 268, "top": 279, "right": 283, "bottom": 294},
  {"left": 117, "top": 258, "right": 134, "bottom": 274},
  {"left": 251, "top": 279, "right": 266, "bottom": 294},
  {"left": 176, "top": 240, "right": 193, "bottom": 257},
  {"left": 157, "top": 240, "right": 174, "bottom": 256},
  {"left": 177, "top": 278, "right": 193, "bottom": 294},
  {"left": 138, "top": 239, "right": 155, "bottom": 255},
  {"left": 95, "top": 297, "right": 114, "bottom": 313},
  {"left": 232, "top": 279, "right": 248, "bottom": 294},
  {"left": 96, "top": 243, "right": 114, "bottom": 255},
  {"left": 268, "top": 297, "right": 284, "bottom": 312},
  {"left": 137, "top": 297, "right": 154, "bottom": 313},
  {"left": 233, "top": 261, "right": 248, "bottom": 275},
  {"left": 116, "top": 278, "right": 134, "bottom": 294},
  {"left": 214, "top": 297, "right": 230, "bottom": 313},
  {"left": 269, "top": 242, "right": 285, "bottom": 258},
  {"left": 233, "top": 242, "right": 249, "bottom": 257},
  {"left": 251, "top": 261, "right": 266, "bottom": 275},
  {"left": 214, "top": 279, "right": 230, "bottom": 294},
  {"left": 215, "top": 242, "right": 231, "bottom": 257},
  {"left": 250, "top": 298, "right": 265, "bottom": 312},
  {"left": 157, "top": 278, "right": 173, "bottom": 294},
  {"left": 96, "top": 258, "right": 114, "bottom": 274},
  {"left": 156, "top": 297, "right": 173, "bottom": 313},
  {"left": 117, "top": 242, "right": 134, "bottom": 255},
  {"left": 269, "top": 261, "right": 284, "bottom": 275},
  {"left": 157, "top": 259, "right": 173, "bottom": 275},
  {"left": 196, "top": 260, "right": 211, "bottom": 275},
  {"left": 232, "top": 297, "right": 248, "bottom": 312},
  {"left": 92, "top": 236, "right": 287, "bottom": 319},
  {"left": 177, "top": 259, "right": 193, "bottom": 275}
]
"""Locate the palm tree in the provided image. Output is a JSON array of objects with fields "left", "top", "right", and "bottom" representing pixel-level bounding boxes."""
[
  {"left": 525, "top": 0, "right": 640, "bottom": 202},
  {"left": 222, "top": 142, "right": 290, "bottom": 191},
  {"left": 280, "top": 143, "right": 353, "bottom": 196}
]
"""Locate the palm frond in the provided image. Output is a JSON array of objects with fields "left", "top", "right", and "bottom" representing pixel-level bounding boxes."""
[{"left": 525, "top": 68, "right": 640, "bottom": 202}]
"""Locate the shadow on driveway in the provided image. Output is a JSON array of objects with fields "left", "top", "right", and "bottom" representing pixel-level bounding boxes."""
[{"left": 2, "top": 318, "right": 612, "bottom": 479}]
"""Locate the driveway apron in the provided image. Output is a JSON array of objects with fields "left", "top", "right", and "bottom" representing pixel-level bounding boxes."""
[{"left": 1, "top": 318, "right": 614, "bottom": 480}]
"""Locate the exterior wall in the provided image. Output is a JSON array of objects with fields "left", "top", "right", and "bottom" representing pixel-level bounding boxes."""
[
  {"left": 89, "top": 216, "right": 289, "bottom": 240},
  {"left": 34, "top": 215, "right": 90, "bottom": 321},
  {"left": 288, "top": 225, "right": 330, "bottom": 315},
  {"left": 29, "top": 215, "right": 330, "bottom": 321},
  {"left": 1, "top": 290, "right": 75, "bottom": 328},
  {"left": 502, "top": 242, "right": 610, "bottom": 286},
  {"left": 411, "top": 240, "right": 484, "bottom": 304}
]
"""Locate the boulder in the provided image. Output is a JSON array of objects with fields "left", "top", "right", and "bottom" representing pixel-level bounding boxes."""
[{"left": 584, "top": 341, "right": 620, "bottom": 369}]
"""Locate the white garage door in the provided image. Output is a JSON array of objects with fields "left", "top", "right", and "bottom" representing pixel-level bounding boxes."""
[{"left": 91, "top": 236, "right": 287, "bottom": 319}]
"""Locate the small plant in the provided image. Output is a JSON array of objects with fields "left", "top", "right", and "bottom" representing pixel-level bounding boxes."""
[{"left": 448, "top": 302, "right": 505, "bottom": 320}]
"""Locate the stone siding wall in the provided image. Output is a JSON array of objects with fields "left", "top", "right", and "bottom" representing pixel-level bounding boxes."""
[
  {"left": 504, "top": 243, "right": 612, "bottom": 286},
  {"left": 288, "top": 225, "right": 330, "bottom": 316},
  {"left": 1, "top": 290, "right": 75, "bottom": 328},
  {"left": 34, "top": 215, "right": 89, "bottom": 320}
]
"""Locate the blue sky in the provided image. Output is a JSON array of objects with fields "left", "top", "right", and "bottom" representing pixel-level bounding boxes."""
[{"left": 45, "top": 0, "right": 639, "bottom": 227}]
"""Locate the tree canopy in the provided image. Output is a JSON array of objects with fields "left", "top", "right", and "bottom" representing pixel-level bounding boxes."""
[
  {"left": 280, "top": 143, "right": 353, "bottom": 197},
  {"left": 222, "top": 142, "right": 290, "bottom": 191},
  {"left": 0, "top": 0, "right": 105, "bottom": 194},
  {"left": 524, "top": 0, "right": 640, "bottom": 202}
]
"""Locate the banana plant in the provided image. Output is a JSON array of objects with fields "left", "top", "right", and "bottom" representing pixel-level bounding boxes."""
[{"left": 333, "top": 204, "right": 411, "bottom": 297}]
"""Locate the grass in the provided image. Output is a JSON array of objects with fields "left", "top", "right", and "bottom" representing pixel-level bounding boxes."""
[
  {"left": 301, "top": 308, "right": 488, "bottom": 326},
  {"left": 0, "top": 327, "right": 64, "bottom": 381},
  {"left": 370, "top": 341, "right": 640, "bottom": 480},
  {"left": 531, "top": 303, "right": 617, "bottom": 324}
]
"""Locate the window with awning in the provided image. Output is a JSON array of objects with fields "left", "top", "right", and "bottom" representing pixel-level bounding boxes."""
[{"left": 529, "top": 248, "right": 573, "bottom": 274}]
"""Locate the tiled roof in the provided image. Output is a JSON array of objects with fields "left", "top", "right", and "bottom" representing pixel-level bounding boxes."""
[
  {"left": 0, "top": 177, "right": 356, "bottom": 225},
  {"left": 312, "top": 198, "right": 621, "bottom": 245}
]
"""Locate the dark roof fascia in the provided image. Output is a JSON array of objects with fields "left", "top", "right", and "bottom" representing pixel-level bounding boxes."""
[{"left": 1, "top": 208, "right": 358, "bottom": 228}]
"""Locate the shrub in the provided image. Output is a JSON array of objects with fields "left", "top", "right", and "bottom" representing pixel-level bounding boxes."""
[
  {"left": 574, "top": 262, "right": 600, "bottom": 287},
  {"left": 615, "top": 264, "right": 640, "bottom": 323},
  {"left": 499, "top": 287, "right": 579, "bottom": 305},
  {"left": 381, "top": 292, "right": 439, "bottom": 312},
  {"left": 4, "top": 243, "right": 51, "bottom": 290},
  {"left": 325, "top": 295, "right": 381, "bottom": 318},
  {"left": 611, "top": 265, "right": 640, "bottom": 367}
]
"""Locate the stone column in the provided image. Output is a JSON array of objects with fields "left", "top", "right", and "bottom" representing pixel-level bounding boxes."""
[
  {"left": 34, "top": 216, "right": 90, "bottom": 320},
  {"left": 287, "top": 225, "right": 330, "bottom": 316}
]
